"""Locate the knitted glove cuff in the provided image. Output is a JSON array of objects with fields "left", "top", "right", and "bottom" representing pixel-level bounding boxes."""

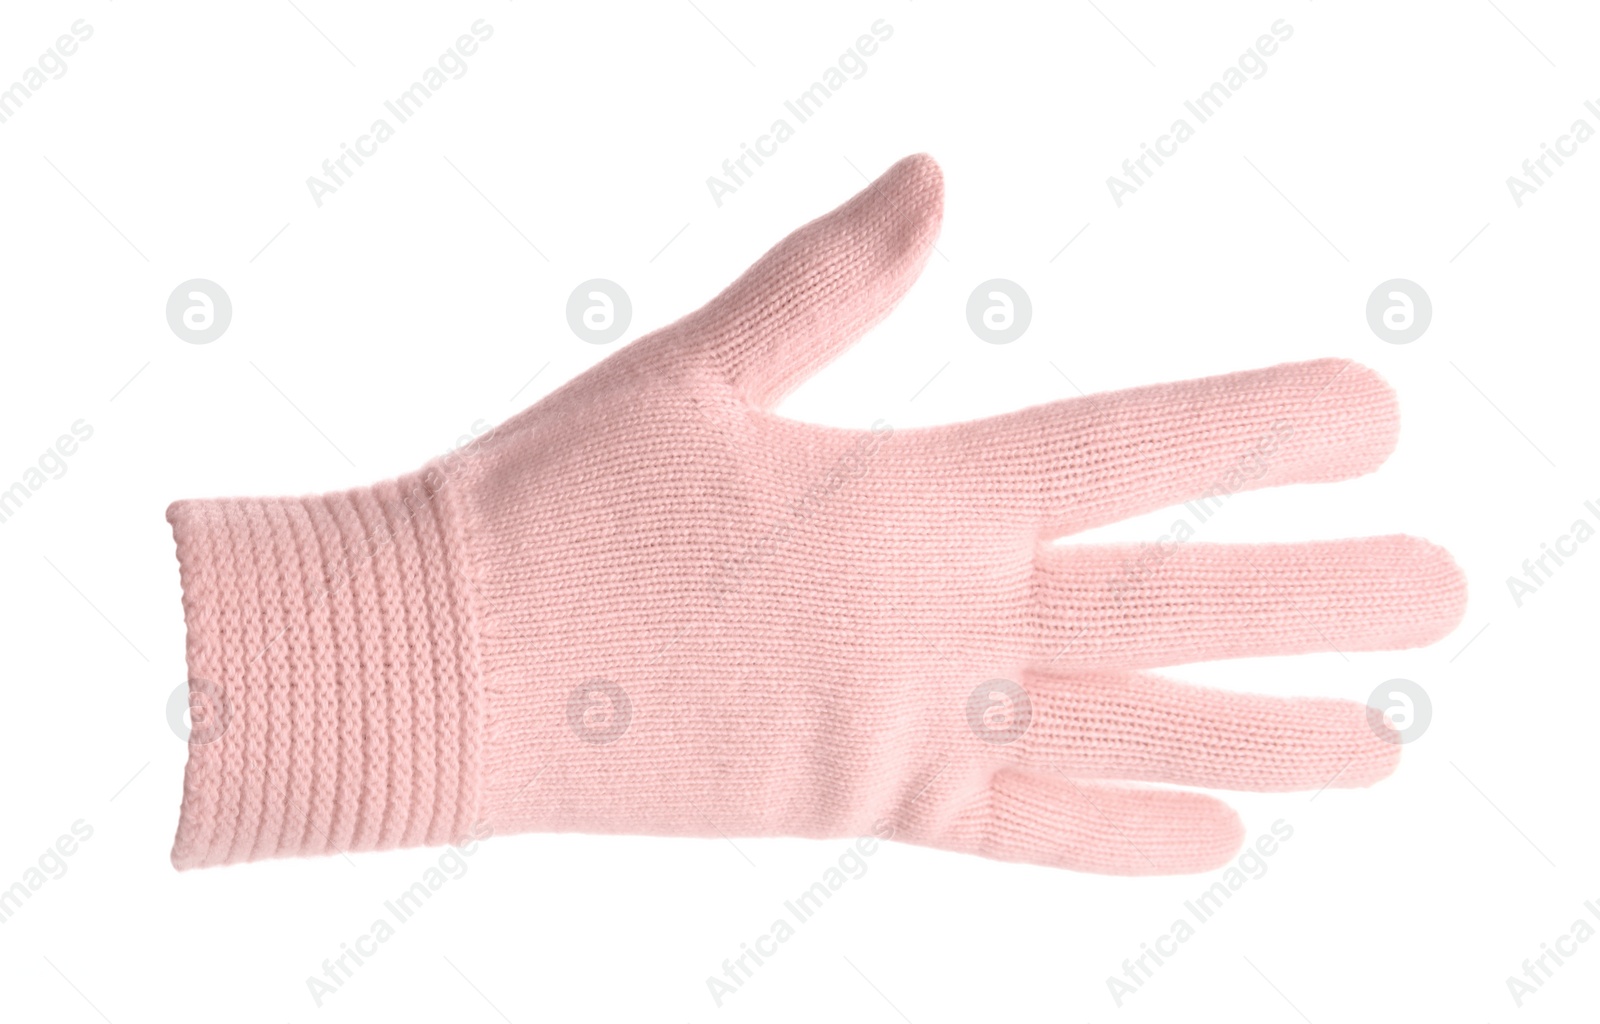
[{"left": 165, "top": 467, "right": 485, "bottom": 869}]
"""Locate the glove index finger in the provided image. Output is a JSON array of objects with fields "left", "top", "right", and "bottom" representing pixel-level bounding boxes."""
[{"left": 901, "top": 358, "right": 1400, "bottom": 538}]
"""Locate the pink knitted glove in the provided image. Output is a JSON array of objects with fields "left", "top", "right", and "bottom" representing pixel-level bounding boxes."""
[{"left": 167, "top": 154, "right": 1466, "bottom": 874}]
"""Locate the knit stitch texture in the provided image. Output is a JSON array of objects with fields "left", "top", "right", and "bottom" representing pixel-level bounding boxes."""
[{"left": 166, "top": 154, "right": 1467, "bottom": 873}]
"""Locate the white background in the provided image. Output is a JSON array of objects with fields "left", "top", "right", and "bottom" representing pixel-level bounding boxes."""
[{"left": 1, "top": 1, "right": 1596, "bottom": 1020}]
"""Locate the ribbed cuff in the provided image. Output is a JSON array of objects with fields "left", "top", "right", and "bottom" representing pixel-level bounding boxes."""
[{"left": 166, "top": 466, "right": 484, "bottom": 869}]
